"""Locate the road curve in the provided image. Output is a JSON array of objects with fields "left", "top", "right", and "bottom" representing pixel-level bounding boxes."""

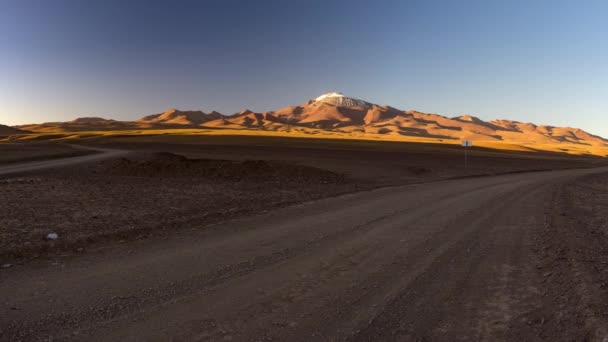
[
  {"left": 0, "top": 145, "right": 128, "bottom": 176},
  {"left": 1, "top": 166, "right": 607, "bottom": 341}
]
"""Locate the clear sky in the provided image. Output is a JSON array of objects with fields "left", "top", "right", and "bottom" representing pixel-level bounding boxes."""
[{"left": 1, "top": 0, "right": 606, "bottom": 137}]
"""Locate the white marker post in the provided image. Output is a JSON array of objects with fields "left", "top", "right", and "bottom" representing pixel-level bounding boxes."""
[{"left": 461, "top": 140, "right": 473, "bottom": 168}]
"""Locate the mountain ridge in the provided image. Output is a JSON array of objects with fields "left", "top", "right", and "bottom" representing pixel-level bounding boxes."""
[{"left": 10, "top": 92, "right": 608, "bottom": 153}]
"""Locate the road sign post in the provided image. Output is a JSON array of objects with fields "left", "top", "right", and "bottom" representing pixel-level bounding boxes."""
[{"left": 461, "top": 140, "right": 473, "bottom": 168}]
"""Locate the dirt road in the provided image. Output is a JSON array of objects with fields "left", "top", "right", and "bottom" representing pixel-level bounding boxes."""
[
  {"left": 0, "top": 145, "right": 128, "bottom": 176},
  {"left": 2, "top": 167, "right": 608, "bottom": 341}
]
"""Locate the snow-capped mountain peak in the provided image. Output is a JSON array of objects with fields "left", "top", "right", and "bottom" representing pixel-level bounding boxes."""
[
  {"left": 313, "top": 92, "right": 371, "bottom": 108},
  {"left": 314, "top": 92, "right": 346, "bottom": 102}
]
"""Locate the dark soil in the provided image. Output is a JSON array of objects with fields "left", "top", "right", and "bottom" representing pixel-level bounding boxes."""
[
  {"left": 88, "top": 135, "right": 607, "bottom": 186},
  {"left": 532, "top": 171, "right": 608, "bottom": 340},
  {"left": 0, "top": 153, "right": 365, "bottom": 261},
  {"left": 0, "top": 143, "right": 93, "bottom": 165},
  {"left": 97, "top": 152, "right": 347, "bottom": 184}
]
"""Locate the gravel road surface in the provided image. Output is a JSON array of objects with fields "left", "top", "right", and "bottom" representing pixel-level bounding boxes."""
[
  {"left": 0, "top": 145, "right": 127, "bottom": 176},
  {"left": 2, "top": 166, "right": 608, "bottom": 341}
]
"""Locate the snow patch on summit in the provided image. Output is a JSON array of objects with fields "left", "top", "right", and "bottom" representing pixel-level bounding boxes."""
[
  {"left": 315, "top": 92, "right": 347, "bottom": 102},
  {"left": 314, "top": 92, "right": 371, "bottom": 108}
]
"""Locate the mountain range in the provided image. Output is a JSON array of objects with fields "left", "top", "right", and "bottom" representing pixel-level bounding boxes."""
[{"left": 7, "top": 92, "right": 608, "bottom": 154}]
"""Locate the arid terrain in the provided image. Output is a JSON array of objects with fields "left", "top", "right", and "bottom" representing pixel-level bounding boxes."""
[
  {"left": 1, "top": 136, "right": 605, "bottom": 259},
  {"left": 4, "top": 93, "right": 608, "bottom": 157},
  {"left": 0, "top": 143, "right": 93, "bottom": 165},
  {"left": 3, "top": 0, "right": 607, "bottom": 339},
  {"left": 0, "top": 141, "right": 362, "bottom": 260},
  {"left": 1, "top": 136, "right": 608, "bottom": 341}
]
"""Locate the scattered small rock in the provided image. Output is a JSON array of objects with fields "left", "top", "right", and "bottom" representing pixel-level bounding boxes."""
[
  {"left": 1, "top": 264, "right": 13, "bottom": 269},
  {"left": 46, "top": 233, "right": 59, "bottom": 240}
]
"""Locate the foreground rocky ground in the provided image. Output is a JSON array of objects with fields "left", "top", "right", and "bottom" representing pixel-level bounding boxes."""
[
  {"left": 1, "top": 138, "right": 608, "bottom": 341},
  {"left": 2, "top": 166, "right": 607, "bottom": 341},
  {"left": 532, "top": 171, "right": 608, "bottom": 340},
  {"left": 0, "top": 152, "right": 366, "bottom": 260},
  {"left": 1, "top": 137, "right": 606, "bottom": 262}
]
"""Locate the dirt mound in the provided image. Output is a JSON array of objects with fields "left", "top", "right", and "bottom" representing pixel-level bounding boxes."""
[
  {"left": 97, "top": 153, "right": 346, "bottom": 183},
  {"left": 69, "top": 117, "right": 115, "bottom": 124},
  {"left": 0, "top": 124, "right": 26, "bottom": 134}
]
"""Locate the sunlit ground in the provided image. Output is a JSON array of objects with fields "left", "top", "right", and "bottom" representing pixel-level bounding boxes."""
[{"left": 2, "top": 127, "right": 608, "bottom": 157}]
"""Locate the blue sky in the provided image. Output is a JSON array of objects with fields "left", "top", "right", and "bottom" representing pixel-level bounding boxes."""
[{"left": 1, "top": 0, "right": 606, "bottom": 137}]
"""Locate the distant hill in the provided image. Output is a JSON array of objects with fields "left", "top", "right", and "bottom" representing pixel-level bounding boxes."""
[
  {"left": 138, "top": 109, "right": 223, "bottom": 125},
  {"left": 17, "top": 117, "right": 138, "bottom": 132},
  {"left": 0, "top": 124, "right": 27, "bottom": 135},
  {"left": 69, "top": 117, "right": 116, "bottom": 125},
  {"left": 13, "top": 92, "right": 608, "bottom": 154}
]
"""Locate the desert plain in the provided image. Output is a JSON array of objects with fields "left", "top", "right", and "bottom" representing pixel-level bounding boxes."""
[{"left": 0, "top": 131, "right": 608, "bottom": 341}]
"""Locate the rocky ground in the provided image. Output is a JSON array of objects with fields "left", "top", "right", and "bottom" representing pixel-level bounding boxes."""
[
  {"left": 1, "top": 136, "right": 606, "bottom": 264},
  {"left": 0, "top": 152, "right": 367, "bottom": 261},
  {"left": 2, "top": 165, "right": 608, "bottom": 341},
  {"left": 531, "top": 171, "right": 608, "bottom": 340},
  {"left": 1, "top": 137, "right": 608, "bottom": 340}
]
